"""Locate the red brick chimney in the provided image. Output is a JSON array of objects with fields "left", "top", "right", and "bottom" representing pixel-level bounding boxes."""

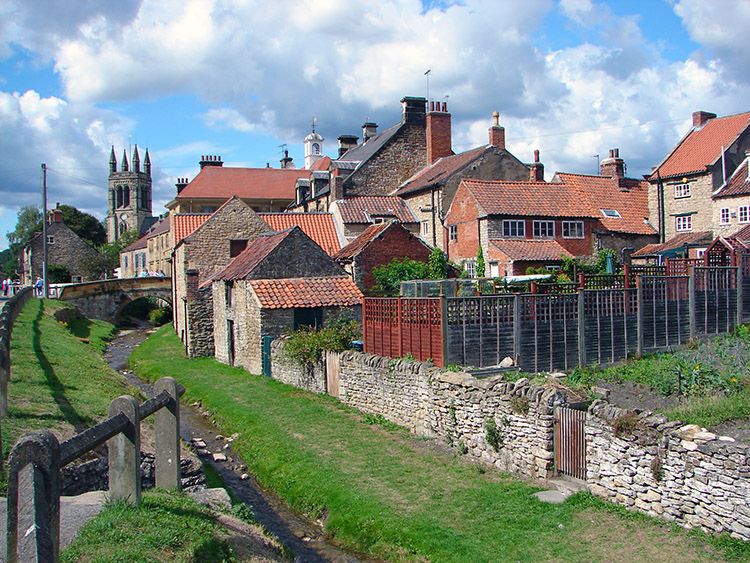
[
  {"left": 529, "top": 150, "right": 544, "bottom": 182},
  {"left": 692, "top": 111, "right": 717, "bottom": 129},
  {"left": 427, "top": 101, "right": 452, "bottom": 163},
  {"left": 600, "top": 148, "right": 628, "bottom": 189},
  {"left": 332, "top": 168, "right": 345, "bottom": 200},
  {"left": 49, "top": 203, "right": 63, "bottom": 224},
  {"left": 489, "top": 112, "right": 505, "bottom": 149}
]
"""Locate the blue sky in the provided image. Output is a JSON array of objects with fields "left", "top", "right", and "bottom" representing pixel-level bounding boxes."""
[{"left": 1, "top": 0, "right": 750, "bottom": 250}]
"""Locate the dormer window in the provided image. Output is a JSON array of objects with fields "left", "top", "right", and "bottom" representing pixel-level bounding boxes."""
[{"left": 601, "top": 209, "right": 621, "bottom": 218}]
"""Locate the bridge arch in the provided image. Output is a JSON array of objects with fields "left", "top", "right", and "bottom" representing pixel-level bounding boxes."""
[{"left": 57, "top": 278, "right": 172, "bottom": 323}]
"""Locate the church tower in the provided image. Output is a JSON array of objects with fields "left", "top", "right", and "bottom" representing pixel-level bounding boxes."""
[
  {"left": 304, "top": 118, "right": 324, "bottom": 169},
  {"left": 106, "top": 145, "right": 153, "bottom": 242}
]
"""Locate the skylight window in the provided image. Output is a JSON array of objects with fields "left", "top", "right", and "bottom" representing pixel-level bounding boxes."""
[{"left": 601, "top": 209, "right": 621, "bottom": 218}]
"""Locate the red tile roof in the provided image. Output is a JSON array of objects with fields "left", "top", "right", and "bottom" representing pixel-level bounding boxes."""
[
  {"left": 395, "top": 146, "right": 487, "bottom": 196},
  {"left": 553, "top": 173, "right": 655, "bottom": 235},
  {"left": 309, "top": 156, "right": 331, "bottom": 171},
  {"left": 461, "top": 179, "right": 589, "bottom": 218},
  {"left": 731, "top": 223, "right": 750, "bottom": 242},
  {"left": 176, "top": 166, "right": 309, "bottom": 200},
  {"left": 651, "top": 112, "right": 750, "bottom": 179},
  {"left": 207, "top": 229, "right": 294, "bottom": 283},
  {"left": 632, "top": 231, "right": 713, "bottom": 257},
  {"left": 489, "top": 239, "right": 573, "bottom": 261},
  {"left": 335, "top": 196, "right": 417, "bottom": 224},
  {"left": 173, "top": 214, "right": 211, "bottom": 243},
  {"left": 248, "top": 277, "right": 363, "bottom": 309},
  {"left": 333, "top": 222, "right": 390, "bottom": 261},
  {"left": 714, "top": 159, "right": 750, "bottom": 198},
  {"left": 259, "top": 213, "right": 341, "bottom": 255}
]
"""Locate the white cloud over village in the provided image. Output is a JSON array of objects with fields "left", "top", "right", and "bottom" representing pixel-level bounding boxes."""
[{"left": 1, "top": 0, "right": 750, "bottom": 248}]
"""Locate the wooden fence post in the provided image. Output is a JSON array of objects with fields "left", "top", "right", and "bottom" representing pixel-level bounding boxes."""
[
  {"left": 688, "top": 266, "right": 696, "bottom": 342},
  {"left": 736, "top": 266, "right": 743, "bottom": 328},
  {"left": 441, "top": 295, "right": 448, "bottom": 368},
  {"left": 107, "top": 395, "right": 141, "bottom": 504},
  {"left": 513, "top": 293, "right": 521, "bottom": 366},
  {"left": 154, "top": 377, "right": 181, "bottom": 491},
  {"left": 636, "top": 276, "right": 643, "bottom": 357},
  {"left": 577, "top": 289, "right": 586, "bottom": 368}
]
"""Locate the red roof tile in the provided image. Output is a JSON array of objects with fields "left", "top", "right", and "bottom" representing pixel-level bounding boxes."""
[
  {"left": 173, "top": 214, "right": 211, "bottom": 243},
  {"left": 489, "top": 239, "right": 574, "bottom": 261},
  {"left": 309, "top": 156, "right": 331, "bottom": 171},
  {"left": 259, "top": 213, "right": 340, "bottom": 255},
  {"left": 333, "top": 222, "right": 390, "bottom": 261},
  {"left": 395, "top": 146, "right": 487, "bottom": 196},
  {"left": 335, "top": 196, "right": 417, "bottom": 224},
  {"left": 248, "top": 277, "right": 363, "bottom": 309},
  {"left": 553, "top": 173, "right": 655, "bottom": 235},
  {"left": 651, "top": 112, "right": 750, "bottom": 179},
  {"left": 714, "top": 159, "right": 750, "bottom": 198},
  {"left": 631, "top": 231, "right": 713, "bottom": 257},
  {"left": 177, "top": 166, "right": 309, "bottom": 200}
]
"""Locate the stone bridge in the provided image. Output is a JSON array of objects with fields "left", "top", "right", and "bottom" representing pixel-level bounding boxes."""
[{"left": 57, "top": 277, "right": 172, "bottom": 322}]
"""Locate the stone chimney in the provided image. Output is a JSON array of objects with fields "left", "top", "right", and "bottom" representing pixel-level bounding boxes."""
[
  {"left": 427, "top": 101, "right": 452, "bottom": 163},
  {"left": 400, "top": 96, "right": 427, "bottom": 125},
  {"left": 199, "top": 155, "right": 224, "bottom": 169},
  {"left": 280, "top": 150, "right": 294, "bottom": 169},
  {"left": 600, "top": 148, "right": 628, "bottom": 189},
  {"left": 332, "top": 168, "right": 345, "bottom": 200},
  {"left": 362, "top": 123, "right": 378, "bottom": 143},
  {"left": 338, "top": 134, "right": 358, "bottom": 157},
  {"left": 693, "top": 111, "right": 717, "bottom": 129},
  {"left": 175, "top": 178, "right": 188, "bottom": 195},
  {"left": 529, "top": 150, "right": 544, "bottom": 182},
  {"left": 489, "top": 112, "right": 505, "bottom": 149}
]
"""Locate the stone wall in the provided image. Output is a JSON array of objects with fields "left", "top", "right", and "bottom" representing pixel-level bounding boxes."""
[{"left": 270, "top": 338, "right": 327, "bottom": 393}]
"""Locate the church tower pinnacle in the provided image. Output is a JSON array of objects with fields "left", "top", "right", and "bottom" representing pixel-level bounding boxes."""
[{"left": 106, "top": 145, "right": 153, "bottom": 243}]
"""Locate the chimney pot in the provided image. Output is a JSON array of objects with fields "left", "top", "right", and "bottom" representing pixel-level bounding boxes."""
[
  {"left": 493, "top": 111, "right": 499, "bottom": 126},
  {"left": 534, "top": 150, "right": 540, "bottom": 163},
  {"left": 427, "top": 100, "right": 452, "bottom": 163},
  {"left": 430, "top": 101, "right": 435, "bottom": 111},
  {"left": 442, "top": 102, "right": 447, "bottom": 112}
]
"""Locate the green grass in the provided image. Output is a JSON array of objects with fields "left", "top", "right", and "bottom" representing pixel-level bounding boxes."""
[
  {"left": 61, "top": 490, "right": 234, "bottom": 563},
  {"left": 128, "top": 324, "right": 748, "bottom": 563}
]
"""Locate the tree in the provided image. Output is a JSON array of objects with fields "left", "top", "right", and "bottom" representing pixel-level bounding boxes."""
[
  {"left": 58, "top": 205, "right": 107, "bottom": 247},
  {"left": 476, "top": 245, "right": 486, "bottom": 278},
  {"left": 6, "top": 206, "right": 42, "bottom": 247},
  {"left": 372, "top": 257, "right": 429, "bottom": 296},
  {"left": 78, "top": 229, "right": 139, "bottom": 280},
  {"left": 427, "top": 248, "right": 448, "bottom": 280}
]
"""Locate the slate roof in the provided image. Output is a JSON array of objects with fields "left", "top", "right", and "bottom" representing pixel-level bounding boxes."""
[
  {"left": 395, "top": 146, "right": 487, "bottom": 197},
  {"left": 489, "top": 239, "right": 574, "bottom": 261},
  {"left": 335, "top": 196, "right": 418, "bottom": 224},
  {"left": 208, "top": 229, "right": 294, "bottom": 283},
  {"left": 175, "top": 166, "right": 309, "bottom": 200},
  {"left": 146, "top": 215, "right": 170, "bottom": 239},
  {"left": 122, "top": 235, "right": 148, "bottom": 252},
  {"left": 650, "top": 112, "right": 750, "bottom": 180},
  {"left": 461, "top": 179, "right": 588, "bottom": 219},
  {"left": 553, "top": 173, "right": 655, "bottom": 235},
  {"left": 172, "top": 213, "right": 212, "bottom": 243},
  {"left": 714, "top": 159, "right": 750, "bottom": 199},
  {"left": 338, "top": 122, "right": 401, "bottom": 164},
  {"left": 332, "top": 222, "right": 390, "bottom": 261},
  {"left": 631, "top": 231, "right": 713, "bottom": 257},
  {"left": 259, "top": 213, "right": 341, "bottom": 255},
  {"left": 248, "top": 276, "right": 363, "bottom": 309}
]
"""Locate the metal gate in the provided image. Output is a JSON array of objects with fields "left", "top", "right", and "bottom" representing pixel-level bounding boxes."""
[
  {"left": 554, "top": 406, "right": 587, "bottom": 479},
  {"left": 325, "top": 350, "right": 340, "bottom": 398},
  {"left": 261, "top": 335, "right": 272, "bottom": 377}
]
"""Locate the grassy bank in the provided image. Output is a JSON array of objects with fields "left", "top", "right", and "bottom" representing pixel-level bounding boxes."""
[{"left": 129, "top": 324, "right": 748, "bottom": 563}]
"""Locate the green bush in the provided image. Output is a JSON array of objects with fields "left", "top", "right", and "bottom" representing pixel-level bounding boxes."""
[
  {"left": 283, "top": 315, "right": 361, "bottom": 367},
  {"left": 372, "top": 257, "right": 429, "bottom": 295},
  {"left": 427, "top": 247, "right": 448, "bottom": 279},
  {"left": 149, "top": 305, "right": 172, "bottom": 326}
]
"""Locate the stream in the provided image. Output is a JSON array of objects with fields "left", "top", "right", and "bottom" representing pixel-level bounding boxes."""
[{"left": 105, "top": 326, "right": 370, "bottom": 563}]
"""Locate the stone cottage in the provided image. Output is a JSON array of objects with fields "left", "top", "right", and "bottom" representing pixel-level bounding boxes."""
[
  {"left": 171, "top": 196, "right": 274, "bottom": 358},
  {"left": 208, "top": 226, "right": 362, "bottom": 374}
]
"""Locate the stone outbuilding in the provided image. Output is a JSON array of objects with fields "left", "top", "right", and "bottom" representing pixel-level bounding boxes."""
[
  {"left": 333, "top": 221, "right": 434, "bottom": 292},
  {"left": 209, "top": 226, "right": 362, "bottom": 374}
]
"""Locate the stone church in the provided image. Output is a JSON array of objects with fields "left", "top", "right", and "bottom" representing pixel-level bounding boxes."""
[{"left": 106, "top": 145, "right": 156, "bottom": 242}]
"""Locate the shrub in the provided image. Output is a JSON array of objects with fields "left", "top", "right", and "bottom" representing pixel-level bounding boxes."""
[
  {"left": 485, "top": 418, "right": 501, "bottom": 451},
  {"left": 149, "top": 305, "right": 172, "bottom": 326},
  {"left": 427, "top": 248, "right": 448, "bottom": 280},
  {"left": 509, "top": 395, "right": 530, "bottom": 415},
  {"left": 372, "top": 257, "right": 429, "bottom": 295},
  {"left": 283, "top": 315, "right": 361, "bottom": 367},
  {"left": 611, "top": 411, "right": 640, "bottom": 438}
]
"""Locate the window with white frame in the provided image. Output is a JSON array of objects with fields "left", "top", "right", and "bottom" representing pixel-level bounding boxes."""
[
  {"left": 676, "top": 215, "right": 692, "bottom": 232},
  {"left": 47, "top": 236, "right": 54, "bottom": 244},
  {"left": 533, "top": 220, "right": 555, "bottom": 238},
  {"left": 421, "top": 220, "right": 429, "bottom": 236},
  {"left": 464, "top": 259, "right": 476, "bottom": 278},
  {"left": 740, "top": 206, "right": 750, "bottom": 223},
  {"left": 720, "top": 208, "right": 731, "bottom": 225},
  {"left": 601, "top": 209, "right": 621, "bottom": 218},
  {"left": 449, "top": 224, "right": 457, "bottom": 242},
  {"left": 562, "top": 221, "right": 584, "bottom": 238},
  {"left": 502, "top": 220, "right": 525, "bottom": 238},
  {"left": 674, "top": 183, "right": 691, "bottom": 198}
]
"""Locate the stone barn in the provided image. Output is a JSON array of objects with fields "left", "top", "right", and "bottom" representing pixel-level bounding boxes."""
[{"left": 208, "top": 226, "right": 362, "bottom": 374}]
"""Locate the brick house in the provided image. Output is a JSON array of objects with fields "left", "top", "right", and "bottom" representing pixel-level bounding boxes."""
[
  {"left": 333, "top": 221, "right": 434, "bottom": 292},
  {"left": 20, "top": 205, "right": 99, "bottom": 284},
  {"left": 328, "top": 196, "right": 419, "bottom": 241},
  {"left": 166, "top": 155, "right": 310, "bottom": 215},
  {"left": 171, "top": 196, "right": 274, "bottom": 358},
  {"left": 648, "top": 111, "right": 750, "bottom": 242},
  {"left": 712, "top": 152, "right": 750, "bottom": 238},
  {"left": 209, "top": 227, "right": 362, "bottom": 374},
  {"left": 393, "top": 111, "right": 538, "bottom": 250}
]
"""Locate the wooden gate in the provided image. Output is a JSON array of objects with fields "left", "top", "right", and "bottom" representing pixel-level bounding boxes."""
[
  {"left": 555, "top": 406, "right": 587, "bottom": 479},
  {"left": 325, "top": 350, "right": 340, "bottom": 398}
]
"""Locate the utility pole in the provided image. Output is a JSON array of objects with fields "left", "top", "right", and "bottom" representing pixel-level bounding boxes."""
[{"left": 41, "top": 163, "right": 48, "bottom": 299}]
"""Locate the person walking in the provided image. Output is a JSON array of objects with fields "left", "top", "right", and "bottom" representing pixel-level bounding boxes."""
[{"left": 34, "top": 277, "right": 43, "bottom": 297}]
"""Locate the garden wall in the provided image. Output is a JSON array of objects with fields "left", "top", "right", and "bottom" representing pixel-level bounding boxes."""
[{"left": 269, "top": 342, "right": 750, "bottom": 541}]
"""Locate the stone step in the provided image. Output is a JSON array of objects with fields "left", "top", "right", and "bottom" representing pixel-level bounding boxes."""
[{"left": 533, "top": 475, "right": 588, "bottom": 504}]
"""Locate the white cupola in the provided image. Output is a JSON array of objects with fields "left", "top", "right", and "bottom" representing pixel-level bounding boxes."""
[{"left": 304, "top": 119, "right": 324, "bottom": 169}]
